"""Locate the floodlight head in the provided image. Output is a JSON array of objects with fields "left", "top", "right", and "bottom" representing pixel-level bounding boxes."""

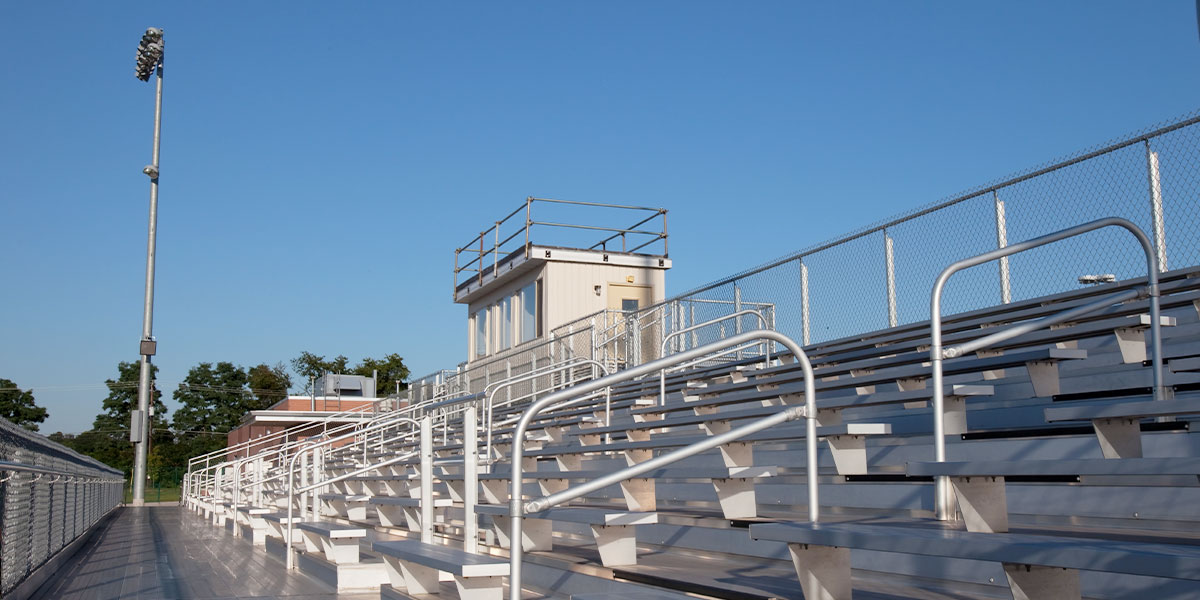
[
  {"left": 142, "top": 164, "right": 159, "bottom": 178},
  {"left": 134, "top": 27, "right": 164, "bottom": 81}
]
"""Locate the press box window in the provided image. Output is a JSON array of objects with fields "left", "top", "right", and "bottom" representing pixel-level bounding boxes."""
[
  {"left": 520, "top": 280, "right": 542, "bottom": 343},
  {"left": 474, "top": 308, "right": 488, "bottom": 358},
  {"left": 498, "top": 296, "right": 513, "bottom": 351}
]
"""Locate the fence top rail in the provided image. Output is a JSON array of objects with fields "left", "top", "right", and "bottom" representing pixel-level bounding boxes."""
[{"left": 0, "top": 459, "right": 123, "bottom": 480}]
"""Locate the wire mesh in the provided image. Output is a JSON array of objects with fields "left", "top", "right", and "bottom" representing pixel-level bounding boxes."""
[
  {"left": 654, "top": 111, "right": 1200, "bottom": 347},
  {"left": 0, "top": 418, "right": 124, "bottom": 596},
  {"left": 405, "top": 111, "right": 1200, "bottom": 435}
]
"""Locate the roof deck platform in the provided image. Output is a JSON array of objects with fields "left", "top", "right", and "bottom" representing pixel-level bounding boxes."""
[{"left": 30, "top": 506, "right": 374, "bottom": 600}]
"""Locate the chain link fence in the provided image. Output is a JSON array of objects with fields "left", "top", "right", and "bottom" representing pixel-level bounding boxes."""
[
  {"left": 653, "top": 111, "right": 1200, "bottom": 349},
  {"left": 0, "top": 418, "right": 125, "bottom": 597},
  {"left": 405, "top": 111, "right": 1200, "bottom": 403}
]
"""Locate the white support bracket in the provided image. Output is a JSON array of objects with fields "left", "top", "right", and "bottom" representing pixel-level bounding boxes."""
[
  {"left": 1114, "top": 327, "right": 1147, "bottom": 364},
  {"left": 712, "top": 477, "right": 757, "bottom": 519},
  {"left": 944, "top": 395, "right": 968, "bottom": 436},
  {"left": 951, "top": 476, "right": 1008, "bottom": 533},
  {"left": 1093, "top": 417, "right": 1143, "bottom": 459},
  {"left": 824, "top": 435, "right": 868, "bottom": 475},
  {"left": 720, "top": 441, "right": 754, "bottom": 468},
  {"left": 1025, "top": 360, "right": 1061, "bottom": 397},
  {"left": 620, "top": 478, "right": 656, "bottom": 512},
  {"left": 1003, "top": 564, "right": 1080, "bottom": 600},
  {"left": 591, "top": 524, "right": 639, "bottom": 566},
  {"left": 490, "top": 514, "right": 553, "bottom": 551},
  {"left": 787, "top": 543, "right": 851, "bottom": 600}
]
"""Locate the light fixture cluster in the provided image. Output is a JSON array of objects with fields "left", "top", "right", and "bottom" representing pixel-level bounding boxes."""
[{"left": 135, "top": 27, "right": 164, "bottom": 82}]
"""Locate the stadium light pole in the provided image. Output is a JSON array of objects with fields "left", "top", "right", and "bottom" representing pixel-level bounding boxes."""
[{"left": 131, "top": 27, "right": 164, "bottom": 507}]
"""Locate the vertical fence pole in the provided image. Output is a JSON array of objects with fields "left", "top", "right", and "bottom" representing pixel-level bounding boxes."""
[
  {"left": 689, "top": 303, "right": 697, "bottom": 349},
  {"left": 994, "top": 191, "right": 1012, "bottom": 304},
  {"left": 1146, "top": 142, "right": 1168, "bottom": 272},
  {"left": 734, "top": 284, "right": 743, "bottom": 359},
  {"left": 884, "top": 229, "right": 898, "bottom": 327},
  {"left": 799, "top": 259, "right": 811, "bottom": 346}
]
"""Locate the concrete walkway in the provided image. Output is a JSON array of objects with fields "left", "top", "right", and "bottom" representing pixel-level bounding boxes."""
[{"left": 31, "top": 506, "right": 373, "bottom": 600}]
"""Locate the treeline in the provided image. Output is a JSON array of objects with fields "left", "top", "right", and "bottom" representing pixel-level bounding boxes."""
[{"left": 2, "top": 351, "right": 408, "bottom": 486}]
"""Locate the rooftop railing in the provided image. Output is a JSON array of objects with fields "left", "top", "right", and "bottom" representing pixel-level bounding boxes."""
[{"left": 453, "top": 197, "right": 668, "bottom": 294}]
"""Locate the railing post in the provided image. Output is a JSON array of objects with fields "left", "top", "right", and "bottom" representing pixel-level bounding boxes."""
[
  {"left": 994, "top": 191, "right": 1012, "bottom": 304},
  {"left": 799, "top": 259, "right": 810, "bottom": 346},
  {"left": 464, "top": 405, "right": 478, "bottom": 553},
  {"left": 300, "top": 450, "right": 309, "bottom": 520},
  {"left": 525, "top": 196, "right": 532, "bottom": 258},
  {"left": 1146, "top": 141, "right": 1168, "bottom": 272},
  {"left": 884, "top": 229, "right": 898, "bottom": 327},
  {"left": 420, "top": 416, "right": 433, "bottom": 544}
]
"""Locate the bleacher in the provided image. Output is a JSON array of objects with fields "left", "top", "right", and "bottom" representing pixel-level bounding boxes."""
[{"left": 181, "top": 252, "right": 1200, "bottom": 600}]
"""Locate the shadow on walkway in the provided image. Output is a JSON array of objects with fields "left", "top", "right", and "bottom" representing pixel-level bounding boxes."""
[{"left": 31, "top": 506, "right": 375, "bottom": 600}]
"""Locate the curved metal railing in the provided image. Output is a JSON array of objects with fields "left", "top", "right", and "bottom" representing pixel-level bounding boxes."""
[
  {"left": 928, "top": 216, "right": 1163, "bottom": 520},
  {"left": 506, "top": 330, "right": 817, "bottom": 600}
]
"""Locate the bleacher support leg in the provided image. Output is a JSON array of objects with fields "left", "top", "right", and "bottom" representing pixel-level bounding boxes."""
[
  {"left": 712, "top": 477, "right": 757, "bottom": 519},
  {"left": 1093, "top": 418, "right": 1143, "bottom": 459},
  {"left": 825, "top": 435, "right": 868, "bottom": 475},
  {"left": 1002, "top": 564, "right": 1080, "bottom": 600},
  {"left": 491, "top": 515, "right": 552, "bottom": 551},
  {"left": 944, "top": 396, "right": 968, "bottom": 435},
  {"left": 619, "top": 478, "right": 656, "bottom": 512},
  {"left": 455, "top": 575, "right": 504, "bottom": 600},
  {"left": 591, "top": 524, "right": 638, "bottom": 566},
  {"left": 786, "top": 543, "right": 851, "bottom": 600},
  {"left": 1026, "top": 361, "right": 1061, "bottom": 397},
  {"left": 951, "top": 476, "right": 1008, "bottom": 533},
  {"left": 395, "top": 557, "right": 440, "bottom": 595},
  {"left": 1114, "top": 327, "right": 1148, "bottom": 364}
]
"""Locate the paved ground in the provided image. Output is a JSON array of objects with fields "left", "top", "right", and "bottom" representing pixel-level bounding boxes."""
[{"left": 31, "top": 506, "right": 374, "bottom": 600}]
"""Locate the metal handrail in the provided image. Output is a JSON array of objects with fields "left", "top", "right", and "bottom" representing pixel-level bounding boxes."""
[
  {"left": 662, "top": 341, "right": 772, "bottom": 375},
  {"left": 186, "top": 411, "right": 379, "bottom": 504},
  {"left": 186, "top": 399, "right": 380, "bottom": 473},
  {"left": 188, "top": 399, "right": 413, "bottom": 506},
  {"left": 284, "top": 413, "right": 424, "bottom": 569},
  {"left": 481, "top": 358, "right": 610, "bottom": 461},
  {"left": 506, "top": 330, "right": 816, "bottom": 600},
  {"left": 658, "top": 309, "right": 769, "bottom": 405},
  {"left": 929, "top": 216, "right": 1162, "bottom": 520}
]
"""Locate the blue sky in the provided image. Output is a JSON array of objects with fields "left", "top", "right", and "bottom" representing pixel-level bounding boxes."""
[{"left": 3, "top": 2, "right": 1200, "bottom": 434}]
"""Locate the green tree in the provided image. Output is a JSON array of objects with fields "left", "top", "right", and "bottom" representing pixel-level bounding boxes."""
[
  {"left": 171, "top": 362, "right": 253, "bottom": 460},
  {"left": 354, "top": 353, "right": 410, "bottom": 396},
  {"left": 171, "top": 362, "right": 251, "bottom": 435},
  {"left": 290, "top": 351, "right": 349, "bottom": 393},
  {"left": 66, "top": 361, "right": 169, "bottom": 473},
  {"left": 292, "top": 351, "right": 411, "bottom": 397},
  {"left": 94, "top": 361, "right": 169, "bottom": 439},
  {"left": 0, "top": 378, "right": 49, "bottom": 431},
  {"left": 247, "top": 362, "right": 292, "bottom": 408}
]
